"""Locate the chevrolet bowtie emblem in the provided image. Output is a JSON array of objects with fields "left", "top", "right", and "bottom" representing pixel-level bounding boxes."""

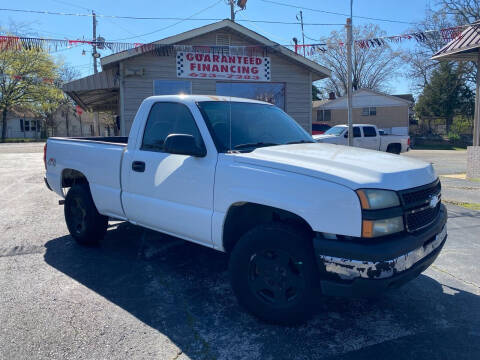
[{"left": 429, "top": 194, "right": 440, "bottom": 208}]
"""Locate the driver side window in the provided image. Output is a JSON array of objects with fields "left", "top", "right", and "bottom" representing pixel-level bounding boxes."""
[{"left": 141, "top": 102, "right": 202, "bottom": 152}]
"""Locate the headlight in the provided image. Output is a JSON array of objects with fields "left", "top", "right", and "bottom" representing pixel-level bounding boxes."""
[
  {"left": 356, "top": 189, "right": 400, "bottom": 210},
  {"left": 362, "top": 216, "right": 404, "bottom": 238}
]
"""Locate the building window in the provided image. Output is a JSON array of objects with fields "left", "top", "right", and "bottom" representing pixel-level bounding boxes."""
[
  {"left": 24, "top": 120, "right": 30, "bottom": 131},
  {"left": 316, "top": 109, "right": 331, "bottom": 122},
  {"left": 20, "top": 119, "right": 24, "bottom": 131},
  {"left": 362, "top": 107, "right": 376, "bottom": 116},
  {"left": 153, "top": 80, "right": 192, "bottom": 96},
  {"left": 216, "top": 34, "right": 231, "bottom": 54},
  {"left": 216, "top": 82, "right": 285, "bottom": 109},
  {"left": 31, "top": 120, "right": 37, "bottom": 131}
]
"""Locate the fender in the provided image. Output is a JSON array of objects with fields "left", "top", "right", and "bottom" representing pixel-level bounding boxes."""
[{"left": 212, "top": 155, "right": 362, "bottom": 250}]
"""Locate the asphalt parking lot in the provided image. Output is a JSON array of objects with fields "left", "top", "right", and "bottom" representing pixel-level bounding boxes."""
[{"left": 1, "top": 143, "right": 480, "bottom": 359}]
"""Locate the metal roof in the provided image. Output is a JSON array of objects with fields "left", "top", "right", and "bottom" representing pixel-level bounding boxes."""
[
  {"left": 62, "top": 68, "right": 119, "bottom": 112},
  {"left": 432, "top": 22, "right": 480, "bottom": 61}
]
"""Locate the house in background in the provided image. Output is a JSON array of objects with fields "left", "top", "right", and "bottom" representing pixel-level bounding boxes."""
[
  {"left": 0, "top": 105, "right": 117, "bottom": 140},
  {"left": 312, "top": 89, "right": 413, "bottom": 135},
  {"left": 47, "top": 104, "right": 116, "bottom": 137},
  {"left": 0, "top": 108, "right": 43, "bottom": 139}
]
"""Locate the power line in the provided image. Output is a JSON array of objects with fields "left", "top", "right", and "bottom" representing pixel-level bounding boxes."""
[
  {"left": 110, "top": 0, "right": 224, "bottom": 41},
  {"left": 0, "top": 7, "right": 343, "bottom": 26},
  {"left": 260, "top": 0, "right": 422, "bottom": 25}
]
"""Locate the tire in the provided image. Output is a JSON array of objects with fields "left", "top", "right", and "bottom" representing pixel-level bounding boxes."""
[
  {"left": 229, "top": 222, "right": 320, "bottom": 325},
  {"left": 64, "top": 184, "right": 108, "bottom": 246},
  {"left": 386, "top": 143, "right": 401, "bottom": 154}
]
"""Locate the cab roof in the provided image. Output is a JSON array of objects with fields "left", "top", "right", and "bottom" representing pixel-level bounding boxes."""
[{"left": 144, "top": 94, "right": 273, "bottom": 105}]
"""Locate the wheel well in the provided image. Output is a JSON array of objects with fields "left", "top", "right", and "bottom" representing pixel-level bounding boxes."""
[
  {"left": 387, "top": 143, "right": 401, "bottom": 151},
  {"left": 62, "top": 169, "right": 89, "bottom": 188},
  {"left": 222, "top": 202, "right": 314, "bottom": 253}
]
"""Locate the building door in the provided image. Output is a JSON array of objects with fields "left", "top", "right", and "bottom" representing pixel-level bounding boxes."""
[{"left": 121, "top": 101, "right": 216, "bottom": 246}]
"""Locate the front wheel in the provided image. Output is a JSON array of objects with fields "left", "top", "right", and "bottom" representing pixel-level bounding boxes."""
[
  {"left": 64, "top": 184, "right": 108, "bottom": 245},
  {"left": 229, "top": 223, "right": 320, "bottom": 324}
]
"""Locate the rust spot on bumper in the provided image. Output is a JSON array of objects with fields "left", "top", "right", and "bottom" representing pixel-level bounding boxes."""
[{"left": 318, "top": 225, "right": 447, "bottom": 280}]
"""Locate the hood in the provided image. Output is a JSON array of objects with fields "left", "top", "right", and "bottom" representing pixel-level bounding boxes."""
[
  {"left": 233, "top": 143, "right": 436, "bottom": 190},
  {"left": 313, "top": 134, "right": 341, "bottom": 143}
]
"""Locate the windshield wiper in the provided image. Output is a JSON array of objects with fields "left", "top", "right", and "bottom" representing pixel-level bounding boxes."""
[
  {"left": 286, "top": 140, "right": 315, "bottom": 145},
  {"left": 233, "top": 142, "right": 280, "bottom": 150}
]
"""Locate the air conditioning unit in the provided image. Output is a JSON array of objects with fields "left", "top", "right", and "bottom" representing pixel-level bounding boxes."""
[{"left": 124, "top": 67, "right": 145, "bottom": 77}]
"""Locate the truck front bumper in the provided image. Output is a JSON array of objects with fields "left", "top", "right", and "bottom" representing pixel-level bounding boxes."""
[{"left": 313, "top": 204, "right": 447, "bottom": 297}]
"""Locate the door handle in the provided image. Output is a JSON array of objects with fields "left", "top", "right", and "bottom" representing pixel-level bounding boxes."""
[{"left": 132, "top": 161, "right": 145, "bottom": 172}]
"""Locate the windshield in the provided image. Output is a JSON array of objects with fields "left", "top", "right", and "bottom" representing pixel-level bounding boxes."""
[
  {"left": 324, "top": 126, "right": 346, "bottom": 136},
  {"left": 197, "top": 101, "right": 314, "bottom": 152}
]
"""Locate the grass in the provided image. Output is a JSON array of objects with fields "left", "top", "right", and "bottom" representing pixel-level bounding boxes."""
[
  {"left": 1, "top": 138, "right": 46, "bottom": 143},
  {"left": 443, "top": 199, "right": 480, "bottom": 211}
]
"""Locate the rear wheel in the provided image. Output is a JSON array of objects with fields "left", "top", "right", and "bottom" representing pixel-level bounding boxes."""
[
  {"left": 64, "top": 184, "right": 108, "bottom": 245},
  {"left": 229, "top": 223, "right": 320, "bottom": 324},
  {"left": 386, "top": 143, "right": 401, "bottom": 154}
]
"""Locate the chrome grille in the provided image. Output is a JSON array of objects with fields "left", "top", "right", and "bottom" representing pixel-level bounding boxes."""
[{"left": 400, "top": 180, "right": 442, "bottom": 232}]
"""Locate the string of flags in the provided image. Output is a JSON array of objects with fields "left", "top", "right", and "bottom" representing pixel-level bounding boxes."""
[
  {"left": 0, "top": 24, "right": 468, "bottom": 58},
  {"left": 0, "top": 72, "right": 59, "bottom": 86},
  {"left": 294, "top": 25, "right": 466, "bottom": 55},
  {"left": 0, "top": 36, "right": 272, "bottom": 56}
]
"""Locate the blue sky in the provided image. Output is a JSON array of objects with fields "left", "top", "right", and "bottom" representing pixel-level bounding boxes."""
[{"left": 1, "top": 0, "right": 435, "bottom": 94}]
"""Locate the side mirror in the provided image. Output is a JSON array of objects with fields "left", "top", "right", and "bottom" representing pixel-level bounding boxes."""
[{"left": 164, "top": 134, "right": 206, "bottom": 157}]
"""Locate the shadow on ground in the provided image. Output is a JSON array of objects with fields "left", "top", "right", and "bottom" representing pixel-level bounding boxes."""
[{"left": 44, "top": 223, "right": 480, "bottom": 360}]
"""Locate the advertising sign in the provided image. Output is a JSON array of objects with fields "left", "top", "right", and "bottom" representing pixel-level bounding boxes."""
[{"left": 176, "top": 52, "right": 271, "bottom": 81}]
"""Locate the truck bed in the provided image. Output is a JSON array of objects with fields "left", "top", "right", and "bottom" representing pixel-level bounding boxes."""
[
  {"left": 50, "top": 136, "right": 128, "bottom": 146},
  {"left": 46, "top": 136, "right": 127, "bottom": 219}
]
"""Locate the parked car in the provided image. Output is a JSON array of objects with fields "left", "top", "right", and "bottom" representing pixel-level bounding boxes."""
[
  {"left": 45, "top": 96, "right": 446, "bottom": 324},
  {"left": 314, "top": 124, "right": 410, "bottom": 154},
  {"left": 312, "top": 122, "right": 331, "bottom": 135}
]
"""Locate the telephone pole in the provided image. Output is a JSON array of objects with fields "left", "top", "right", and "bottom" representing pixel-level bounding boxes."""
[
  {"left": 230, "top": 0, "right": 235, "bottom": 21},
  {"left": 346, "top": 1, "right": 353, "bottom": 147},
  {"left": 92, "top": 10, "right": 98, "bottom": 74},
  {"left": 92, "top": 10, "right": 100, "bottom": 136},
  {"left": 297, "top": 11, "right": 306, "bottom": 56}
]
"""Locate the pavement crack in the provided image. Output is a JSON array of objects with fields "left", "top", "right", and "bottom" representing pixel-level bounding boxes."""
[
  {"left": 0, "top": 245, "right": 45, "bottom": 258},
  {"left": 431, "top": 265, "right": 480, "bottom": 291}
]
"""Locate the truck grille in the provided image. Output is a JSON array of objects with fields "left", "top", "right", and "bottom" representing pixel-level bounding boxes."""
[
  {"left": 400, "top": 180, "right": 441, "bottom": 209},
  {"left": 405, "top": 203, "right": 441, "bottom": 232},
  {"left": 399, "top": 180, "right": 442, "bottom": 232}
]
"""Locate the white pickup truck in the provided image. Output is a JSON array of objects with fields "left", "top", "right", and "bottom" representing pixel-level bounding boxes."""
[
  {"left": 314, "top": 124, "right": 410, "bottom": 154},
  {"left": 45, "top": 95, "right": 446, "bottom": 324}
]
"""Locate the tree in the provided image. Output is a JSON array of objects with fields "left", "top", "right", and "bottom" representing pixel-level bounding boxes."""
[
  {"left": 314, "top": 24, "right": 401, "bottom": 96},
  {"left": 439, "top": 0, "right": 480, "bottom": 23},
  {"left": 405, "top": 2, "right": 480, "bottom": 94},
  {"left": 415, "top": 62, "right": 474, "bottom": 133},
  {"left": 0, "top": 47, "right": 62, "bottom": 141},
  {"left": 36, "top": 62, "right": 81, "bottom": 137}
]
